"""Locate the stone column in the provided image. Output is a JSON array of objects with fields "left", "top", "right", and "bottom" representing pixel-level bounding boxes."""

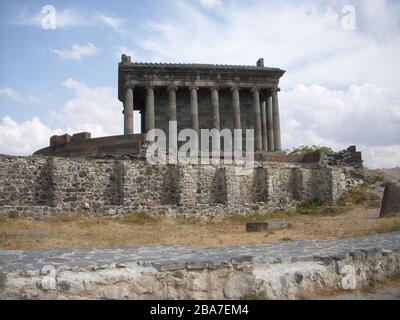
[
  {"left": 261, "top": 100, "right": 268, "bottom": 151},
  {"left": 189, "top": 86, "right": 199, "bottom": 133},
  {"left": 266, "top": 94, "right": 274, "bottom": 152},
  {"left": 231, "top": 86, "right": 241, "bottom": 130},
  {"left": 251, "top": 87, "right": 263, "bottom": 151},
  {"left": 124, "top": 87, "right": 134, "bottom": 135},
  {"left": 145, "top": 85, "right": 155, "bottom": 137},
  {"left": 168, "top": 84, "right": 178, "bottom": 122},
  {"left": 168, "top": 84, "right": 178, "bottom": 157},
  {"left": 230, "top": 86, "right": 241, "bottom": 155},
  {"left": 210, "top": 86, "right": 221, "bottom": 154},
  {"left": 271, "top": 88, "right": 282, "bottom": 151},
  {"left": 210, "top": 86, "right": 220, "bottom": 130}
]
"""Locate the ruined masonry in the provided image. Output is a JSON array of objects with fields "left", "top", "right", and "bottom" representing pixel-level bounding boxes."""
[
  {"left": 0, "top": 57, "right": 364, "bottom": 218},
  {"left": 0, "top": 146, "right": 363, "bottom": 218}
]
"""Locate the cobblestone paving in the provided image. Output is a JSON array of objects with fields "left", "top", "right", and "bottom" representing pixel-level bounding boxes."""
[{"left": 1, "top": 232, "right": 399, "bottom": 273}]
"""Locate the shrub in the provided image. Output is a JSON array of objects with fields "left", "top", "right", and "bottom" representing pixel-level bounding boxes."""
[
  {"left": 297, "top": 198, "right": 325, "bottom": 215},
  {"left": 289, "top": 145, "right": 334, "bottom": 155},
  {"left": 339, "top": 185, "right": 381, "bottom": 208},
  {"left": 7, "top": 210, "right": 19, "bottom": 219}
]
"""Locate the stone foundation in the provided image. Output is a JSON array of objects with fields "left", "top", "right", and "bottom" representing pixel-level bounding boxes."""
[
  {"left": 1, "top": 232, "right": 399, "bottom": 300},
  {"left": 0, "top": 152, "right": 363, "bottom": 218}
]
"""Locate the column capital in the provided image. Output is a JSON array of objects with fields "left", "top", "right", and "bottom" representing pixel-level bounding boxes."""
[
  {"left": 251, "top": 86, "right": 260, "bottom": 93},
  {"left": 189, "top": 85, "right": 199, "bottom": 91},
  {"left": 270, "top": 87, "right": 281, "bottom": 93},
  {"left": 167, "top": 83, "right": 178, "bottom": 92},
  {"left": 230, "top": 85, "right": 240, "bottom": 92},
  {"left": 124, "top": 84, "right": 135, "bottom": 90},
  {"left": 145, "top": 84, "right": 155, "bottom": 91},
  {"left": 260, "top": 90, "right": 271, "bottom": 100},
  {"left": 209, "top": 85, "right": 220, "bottom": 92}
]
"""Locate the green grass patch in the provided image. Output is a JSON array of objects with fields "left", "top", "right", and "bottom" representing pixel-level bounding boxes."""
[
  {"left": 297, "top": 198, "right": 325, "bottom": 215},
  {"left": 7, "top": 210, "right": 19, "bottom": 219},
  {"left": 364, "top": 173, "right": 385, "bottom": 186}
]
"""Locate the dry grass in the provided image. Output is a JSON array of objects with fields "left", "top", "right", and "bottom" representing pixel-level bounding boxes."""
[
  {"left": 1, "top": 170, "right": 399, "bottom": 250},
  {"left": 1, "top": 205, "right": 400, "bottom": 250}
]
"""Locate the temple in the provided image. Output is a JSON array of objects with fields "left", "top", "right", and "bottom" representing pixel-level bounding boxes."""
[
  {"left": 35, "top": 55, "right": 286, "bottom": 158},
  {"left": 119, "top": 55, "right": 285, "bottom": 153}
]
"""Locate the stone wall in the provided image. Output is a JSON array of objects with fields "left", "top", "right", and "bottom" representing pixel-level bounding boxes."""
[
  {"left": 0, "top": 154, "right": 361, "bottom": 218},
  {"left": 1, "top": 232, "right": 399, "bottom": 300}
]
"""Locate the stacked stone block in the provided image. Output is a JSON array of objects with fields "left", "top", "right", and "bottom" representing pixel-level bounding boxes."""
[{"left": 0, "top": 154, "right": 359, "bottom": 218}]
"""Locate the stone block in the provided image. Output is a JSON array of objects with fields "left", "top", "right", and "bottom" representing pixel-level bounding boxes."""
[
  {"left": 303, "top": 150, "right": 322, "bottom": 163},
  {"left": 72, "top": 132, "right": 91, "bottom": 142},
  {"left": 246, "top": 220, "right": 292, "bottom": 232},
  {"left": 347, "top": 145, "right": 356, "bottom": 153},
  {"left": 246, "top": 222, "right": 268, "bottom": 232},
  {"left": 50, "top": 134, "right": 72, "bottom": 147},
  {"left": 379, "top": 182, "right": 400, "bottom": 217},
  {"left": 352, "top": 151, "right": 362, "bottom": 161},
  {"left": 267, "top": 220, "right": 293, "bottom": 230}
]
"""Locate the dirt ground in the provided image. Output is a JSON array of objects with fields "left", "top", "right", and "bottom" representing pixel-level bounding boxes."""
[{"left": 1, "top": 168, "right": 399, "bottom": 250}]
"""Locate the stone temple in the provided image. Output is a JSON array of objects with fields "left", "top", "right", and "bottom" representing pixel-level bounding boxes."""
[
  {"left": 35, "top": 55, "right": 286, "bottom": 159},
  {"left": 0, "top": 56, "right": 364, "bottom": 219}
]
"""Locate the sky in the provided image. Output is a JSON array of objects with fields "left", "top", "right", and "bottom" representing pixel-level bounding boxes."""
[{"left": 0, "top": 0, "right": 399, "bottom": 168}]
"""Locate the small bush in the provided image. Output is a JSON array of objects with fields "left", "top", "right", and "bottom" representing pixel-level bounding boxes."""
[
  {"left": 364, "top": 173, "right": 385, "bottom": 186},
  {"left": 297, "top": 198, "right": 325, "bottom": 215},
  {"left": 289, "top": 145, "right": 334, "bottom": 155},
  {"left": 339, "top": 185, "right": 381, "bottom": 208},
  {"left": 7, "top": 210, "right": 19, "bottom": 219}
]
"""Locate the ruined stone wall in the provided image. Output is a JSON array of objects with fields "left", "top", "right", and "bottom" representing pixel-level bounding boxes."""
[{"left": 0, "top": 155, "right": 356, "bottom": 218}]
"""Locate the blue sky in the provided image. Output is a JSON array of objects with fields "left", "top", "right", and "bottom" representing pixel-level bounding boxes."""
[{"left": 0, "top": 0, "right": 400, "bottom": 168}]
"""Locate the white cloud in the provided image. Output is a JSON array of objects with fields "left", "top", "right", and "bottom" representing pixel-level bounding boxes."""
[
  {"left": 137, "top": 0, "right": 400, "bottom": 92},
  {"left": 0, "top": 87, "right": 22, "bottom": 101},
  {"left": 95, "top": 13, "right": 124, "bottom": 30},
  {"left": 280, "top": 83, "right": 400, "bottom": 168},
  {"left": 15, "top": 7, "right": 124, "bottom": 31},
  {"left": 52, "top": 43, "right": 99, "bottom": 60},
  {"left": 0, "top": 79, "right": 143, "bottom": 156},
  {"left": 0, "top": 116, "right": 62, "bottom": 155},
  {"left": 54, "top": 78, "right": 123, "bottom": 137},
  {"left": 361, "top": 145, "right": 400, "bottom": 169},
  {"left": 132, "top": 0, "right": 400, "bottom": 168},
  {"left": 197, "top": 0, "right": 221, "bottom": 9},
  {"left": 15, "top": 7, "right": 89, "bottom": 29}
]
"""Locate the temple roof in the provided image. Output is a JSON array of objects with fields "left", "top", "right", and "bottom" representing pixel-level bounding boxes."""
[
  {"left": 126, "top": 62, "right": 285, "bottom": 72},
  {"left": 118, "top": 56, "right": 286, "bottom": 101}
]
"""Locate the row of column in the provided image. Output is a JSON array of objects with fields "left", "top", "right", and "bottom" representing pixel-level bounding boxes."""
[{"left": 124, "top": 85, "right": 282, "bottom": 152}]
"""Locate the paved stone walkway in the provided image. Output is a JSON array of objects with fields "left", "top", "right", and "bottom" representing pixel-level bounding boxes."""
[{"left": 1, "top": 232, "right": 400, "bottom": 273}]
